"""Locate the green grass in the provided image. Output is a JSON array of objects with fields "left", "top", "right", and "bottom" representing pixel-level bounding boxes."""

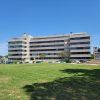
[{"left": 0, "top": 63, "right": 100, "bottom": 100}]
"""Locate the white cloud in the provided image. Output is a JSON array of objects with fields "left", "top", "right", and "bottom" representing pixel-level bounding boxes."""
[{"left": 0, "top": 42, "right": 8, "bottom": 56}]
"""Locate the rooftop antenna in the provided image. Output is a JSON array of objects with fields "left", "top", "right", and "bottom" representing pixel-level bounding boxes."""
[
  {"left": 23, "top": 33, "right": 27, "bottom": 37},
  {"left": 70, "top": 32, "right": 73, "bottom": 34},
  {"left": 24, "top": 32, "right": 27, "bottom": 35}
]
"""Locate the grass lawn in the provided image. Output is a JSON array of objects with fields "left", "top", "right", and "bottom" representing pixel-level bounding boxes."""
[{"left": 0, "top": 63, "right": 100, "bottom": 100}]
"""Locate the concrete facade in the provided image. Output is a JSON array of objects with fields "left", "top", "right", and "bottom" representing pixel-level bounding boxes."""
[
  {"left": 8, "top": 32, "right": 91, "bottom": 63},
  {"left": 93, "top": 47, "right": 100, "bottom": 60}
]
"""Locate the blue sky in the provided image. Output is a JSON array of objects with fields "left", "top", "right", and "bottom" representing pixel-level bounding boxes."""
[{"left": 0, "top": 0, "right": 100, "bottom": 55}]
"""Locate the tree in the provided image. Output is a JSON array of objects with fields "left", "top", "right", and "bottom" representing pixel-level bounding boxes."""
[
  {"left": 39, "top": 53, "right": 46, "bottom": 60},
  {"left": 59, "top": 51, "right": 70, "bottom": 62},
  {"left": 0, "top": 55, "right": 8, "bottom": 64},
  {"left": 0, "top": 55, "right": 3, "bottom": 62},
  {"left": 90, "top": 54, "right": 94, "bottom": 59},
  {"left": 4, "top": 55, "right": 8, "bottom": 58}
]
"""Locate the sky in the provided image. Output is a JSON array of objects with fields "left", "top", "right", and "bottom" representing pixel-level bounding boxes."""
[{"left": 0, "top": 0, "right": 100, "bottom": 55}]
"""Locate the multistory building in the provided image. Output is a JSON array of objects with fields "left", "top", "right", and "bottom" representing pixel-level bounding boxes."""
[{"left": 8, "top": 32, "right": 91, "bottom": 63}]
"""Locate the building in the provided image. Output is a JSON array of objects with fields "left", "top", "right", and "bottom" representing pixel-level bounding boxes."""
[
  {"left": 8, "top": 34, "right": 32, "bottom": 63},
  {"left": 8, "top": 32, "right": 91, "bottom": 63},
  {"left": 93, "top": 47, "right": 100, "bottom": 60}
]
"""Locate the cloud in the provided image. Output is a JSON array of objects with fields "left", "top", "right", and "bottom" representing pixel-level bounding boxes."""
[{"left": 0, "top": 42, "right": 8, "bottom": 56}]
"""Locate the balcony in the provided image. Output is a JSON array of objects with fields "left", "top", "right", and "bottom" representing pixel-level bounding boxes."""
[
  {"left": 8, "top": 47, "right": 26, "bottom": 50},
  {"left": 8, "top": 52, "right": 26, "bottom": 54},
  {"left": 70, "top": 44, "right": 90, "bottom": 48},
  {"left": 30, "top": 55, "right": 59, "bottom": 58},
  {"left": 8, "top": 55, "right": 27, "bottom": 58},
  {"left": 30, "top": 37, "right": 67, "bottom": 42},
  {"left": 30, "top": 46, "right": 64, "bottom": 50},
  {"left": 8, "top": 44, "right": 27, "bottom": 46},
  {"left": 70, "top": 54, "right": 91, "bottom": 57},
  {"left": 70, "top": 39, "right": 90, "bottom": 43},
  {"left": 30, "top": 42, "right": 64, "bottom": 46},
  {"left": 70, "top": 49, "right": 90, "bottom": 52},
  {"left": 30, "top": 50, "right": 64, "bottom": 54}
]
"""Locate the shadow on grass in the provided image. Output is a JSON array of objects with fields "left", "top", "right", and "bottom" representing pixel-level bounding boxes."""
[{"left": 23, "top": 69, "right": 100, "bottom": 100}]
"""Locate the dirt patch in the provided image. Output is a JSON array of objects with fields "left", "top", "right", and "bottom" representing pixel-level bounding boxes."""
[
  {"left": 0, "top": 76, "right": 11, "bottom": 83},
  {"left": 1, "top": 88, "right": 22, "bottom": 99}
]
